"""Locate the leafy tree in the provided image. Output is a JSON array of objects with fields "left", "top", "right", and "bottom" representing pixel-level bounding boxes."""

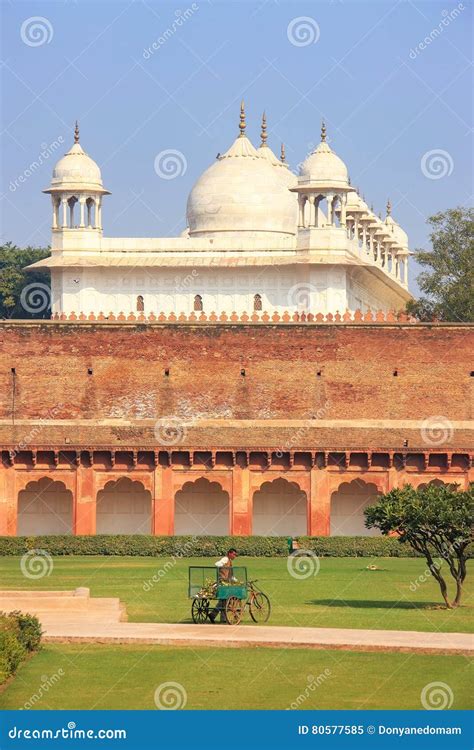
[
  {"left": 365, "top": 483, "right": 473, "bottom": 608},
  {"left": 407, "top": 206, "right": 474, "bottom": 322},
  {"left": 0, "top": 242, "right": 50, "bottom": 319}
]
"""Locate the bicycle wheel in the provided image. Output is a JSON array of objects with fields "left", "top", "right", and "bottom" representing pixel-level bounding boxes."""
[
  {"left": 249, "top": 592, "right": 271, "bottom": 623},
  {"left": 225, "top": 596, "right": 243, "bottom": 625},
  {"left": 192, "top": 598, "right": 210, "bottom": 624}
]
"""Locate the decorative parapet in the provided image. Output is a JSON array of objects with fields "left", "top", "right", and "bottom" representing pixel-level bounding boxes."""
[{"left": 50, "top": 309, "right": 420, "bottom": 324}]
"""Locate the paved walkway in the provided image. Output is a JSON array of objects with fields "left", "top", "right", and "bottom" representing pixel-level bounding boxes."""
[
  {"left": 2, "top": 589, "right": 471, "bottom": 655},
  {"left": 40, "top": 617, "right": 472, "bottom": 655}
]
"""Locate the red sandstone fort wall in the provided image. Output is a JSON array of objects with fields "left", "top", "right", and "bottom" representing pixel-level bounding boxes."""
[
  {"left": 0, "top": 322, "right": 472, "bottom": 537},
  {"left": 0, "top": 321, "right": 472, "bottom": 450}
]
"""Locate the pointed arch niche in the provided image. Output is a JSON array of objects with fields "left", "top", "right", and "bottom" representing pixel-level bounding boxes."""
[
  {"left": 330, "top": 480, "right": 382, "bottom": 536},
  {"left": 17, "top": 477, "right": 73, "bottom": 536},
  {"left": 252, "top": 477, "right": 307, "bottom": 536},
  {"left": 174, "top": 477, "right": 230, "bottom": 536},
  {"left": 96, "top": 477, "right": 152, "bottom": 534}
]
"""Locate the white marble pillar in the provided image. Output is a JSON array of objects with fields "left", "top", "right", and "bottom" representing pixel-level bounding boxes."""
[
  {"left": 298, "top": 195, "right": 306, "bottom": 228},
  {"left": 340, "top": 194, "right": 347, "bottom": 226},
  {"left": 51, "top": 196, "right": 57, "bottom": 229},
  {"left": 308, "top": 195, "right": 316, "bottom": 227},
  {"left": 79, "top": 197, "right": 86, "bottom": 228},
  {"left": 61, "top": 198, "right": 68, "bottom": 228}
]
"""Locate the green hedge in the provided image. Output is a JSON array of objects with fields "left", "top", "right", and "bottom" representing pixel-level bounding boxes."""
[
  {"left": 0, "top": 533, "right": 451, "bottom": 558},
  {"left": 0, "top": 534, "right": 471, "bottom": 558},
  {"left": 0, "top": 611, "right": 42, "bottom": 685}
]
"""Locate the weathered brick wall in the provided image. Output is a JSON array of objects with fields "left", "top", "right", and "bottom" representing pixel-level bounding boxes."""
[{"left": 0, "top": 322, "right": 472, "bottom": 450}]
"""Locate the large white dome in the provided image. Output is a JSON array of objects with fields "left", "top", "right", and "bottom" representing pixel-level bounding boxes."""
[{"left": 186, "top": 131, "right": 297, "bottom": 238}]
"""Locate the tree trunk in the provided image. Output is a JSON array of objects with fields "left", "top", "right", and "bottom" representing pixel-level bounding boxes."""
[{"left": 452, "top": 579, "right": 463, "bottom": 607}]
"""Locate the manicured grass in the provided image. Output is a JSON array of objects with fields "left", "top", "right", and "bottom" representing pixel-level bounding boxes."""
[
  {"left": 0, "top": 644, "right": 470, "bottom": 710},
  {"left": 0, "top": 556, "right": 472, "bottom": 632}
]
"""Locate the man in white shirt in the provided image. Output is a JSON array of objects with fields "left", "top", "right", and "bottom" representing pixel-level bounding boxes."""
[{"left": 209, "top": 548, "right": 238, "bottom": 623}]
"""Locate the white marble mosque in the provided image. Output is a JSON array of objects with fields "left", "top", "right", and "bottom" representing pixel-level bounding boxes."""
[{"left": 28, "top": 105, "right": 412, "bottom": 316}]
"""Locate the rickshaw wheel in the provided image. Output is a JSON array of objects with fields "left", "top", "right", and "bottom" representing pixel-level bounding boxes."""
[
  {"left": 225, "top": 596, "right": 243, "bottom": 625},
  {"left": 249, "top": 592, "right": 271, "bottom": 623},
  {"left": 192, "top": 598, "right": 210, "bottom": 624}
]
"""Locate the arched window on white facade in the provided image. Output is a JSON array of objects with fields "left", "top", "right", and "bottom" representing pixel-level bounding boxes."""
[
  {"left": 136, "top": 295, "right": 144, "bottom": 312},
  {"left": 194, "top": 294, "right": 203, "bottom": 312},
  {"left": 253, "top": 293, "right": 262, "bottom": 311}
]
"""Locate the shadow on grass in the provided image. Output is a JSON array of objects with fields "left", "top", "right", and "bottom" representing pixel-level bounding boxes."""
[{"left": 307, "top": 599, "right": 443, "bottom": 610}]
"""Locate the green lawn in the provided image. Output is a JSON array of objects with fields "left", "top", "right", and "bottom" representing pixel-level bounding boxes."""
[
  {"left": 0, "top": 644, "right": 470, "bottom": 710},
  {"left": 1, "top": 555, "right": 472, "bottom": 632}
]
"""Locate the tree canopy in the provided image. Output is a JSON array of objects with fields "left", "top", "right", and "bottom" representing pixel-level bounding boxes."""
[
  {"left": 365, "top": 483, "right": 473, "bottom": 608},
  {"left": 407, "top": 206, "right": 474, "bottom": 322},
  {"left": 0, "top": 242, "right": 50, "bottom": 319}
]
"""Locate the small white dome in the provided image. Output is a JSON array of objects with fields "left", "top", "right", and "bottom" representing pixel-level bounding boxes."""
[
  {"left": 45, "top": 126, "right": 108, "bottom": 194},
  {"left": 384, "top": 203, "right": 409, "bottom": 249},
  {"left": 390, "top": 222, "right": 409, "bottom": 249},
  {"left": 299, "top": 140, "right": 349, "bottom": 187},
  {"left": 187, "top": 133, "right": 297, "bottom": 237},
  {"left": 258, "top": 144, "right": 297, "bottom": 189},
  {"left": 346, "top": 190, "right": 366, "bottom": 214}
]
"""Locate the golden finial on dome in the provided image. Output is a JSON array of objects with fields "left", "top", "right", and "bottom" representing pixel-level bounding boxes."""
[
  {"left": 74, "top": 121, "right": 80, "bottom": 144},
  {"left": 239, "top": 100, "right": 246, "bottom": 137},
  {"left": 280, "top": 143, "right": 286, "bottom": 163},
  {"left": 321, "top": 119, "right": 327, "bottom": 142},
  {"left": 260, "top": 111, "right": 267, "bottom": 146},
  {"left": 386, "top": 198, "right": 392, "bottom": 217}
]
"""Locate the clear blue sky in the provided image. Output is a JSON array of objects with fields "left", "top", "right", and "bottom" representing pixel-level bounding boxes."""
[{"left": 1, "top": 0, "right": 472, "bottom": 294}]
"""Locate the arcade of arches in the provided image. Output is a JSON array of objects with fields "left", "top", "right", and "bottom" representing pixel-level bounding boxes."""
[{"left": 2, "top": 459, "right": 470, "bottom": 537}]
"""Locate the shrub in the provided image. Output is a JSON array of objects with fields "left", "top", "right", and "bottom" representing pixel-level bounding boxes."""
[
  {"left": 0, "top": 628, "right": 26, "bottom": 683},
  {"left": 8, "top": 611, "right": 43, "bottom": 652},
  {"left": 0, "top": 611, "right": 42, "bottom": 685},
  {"left": 2, "top": 533, "right": 470, "bottom": 558}
]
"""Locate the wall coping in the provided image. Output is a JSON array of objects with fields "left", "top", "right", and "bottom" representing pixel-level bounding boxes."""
[{"left": 1, "top": 312, "right": 473, "bottom": 329}]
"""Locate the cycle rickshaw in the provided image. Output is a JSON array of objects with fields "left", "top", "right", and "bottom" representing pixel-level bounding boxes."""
[{"left": 188, "top": 566, "right": 271, "bottom": 625}]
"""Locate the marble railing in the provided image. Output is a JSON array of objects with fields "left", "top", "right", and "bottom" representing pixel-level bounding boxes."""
[{"left": 49, "top": 309, "right": 420, "bottom": 324}]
